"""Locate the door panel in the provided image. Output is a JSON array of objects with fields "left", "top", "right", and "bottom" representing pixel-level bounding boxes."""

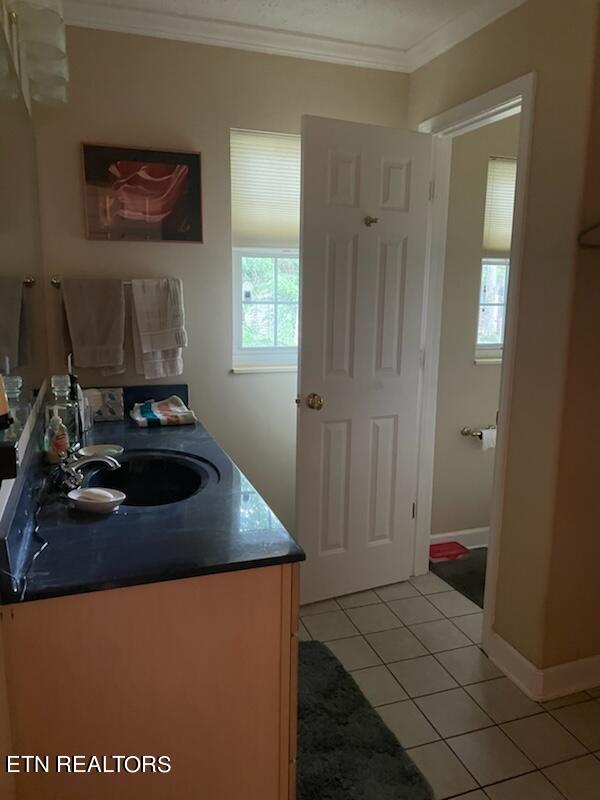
[{"left": 297, "top": 115, "right": 432, "bottom": 603}]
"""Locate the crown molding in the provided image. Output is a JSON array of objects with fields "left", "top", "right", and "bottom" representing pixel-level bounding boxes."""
[
  {"left": 62, "top": 1, "right": 412, "bottom": 72},
  {"left": 63, "top": 0, "right": 527, "bottom": 74}
]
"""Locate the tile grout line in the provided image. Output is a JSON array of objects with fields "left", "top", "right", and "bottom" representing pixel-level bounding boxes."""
[
  {"left": 306, "top": 578, "right": 599, "bottom": 798},
  {"left": 544, "top": 700, "right": 599, "bottom": 755}
]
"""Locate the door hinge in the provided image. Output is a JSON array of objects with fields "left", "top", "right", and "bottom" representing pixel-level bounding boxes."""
[
  {"left": 428, "top": 180, "right": 435, "bottom": 202},
  {"left": 412, "top": 502, "right": 416, "bottom": 519}
]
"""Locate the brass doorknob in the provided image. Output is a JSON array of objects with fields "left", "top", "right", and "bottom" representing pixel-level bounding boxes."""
[
  {"left": 364, "top": 215, "right": 379, "bottom": 227},
  {"left": 306, "top": 393, "right": 324, "bottom": 411}
]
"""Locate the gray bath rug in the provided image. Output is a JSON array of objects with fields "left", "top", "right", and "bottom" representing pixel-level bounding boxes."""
[{"left": 298, "top": 641, "right": 433, "bottom": 800}]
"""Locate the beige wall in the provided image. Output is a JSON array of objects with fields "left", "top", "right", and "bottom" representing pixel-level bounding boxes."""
[
  {"left": 409, "top": 0, "right": 598, "bottom": 667},
  {"left": 544, "top": 13, "right": 600, "bottom": 667},
  {"left": 432, "top": 116, "right": 520, "bottom": 536},
  {"left": 33, "top": 27, "right": 409, "bottom": 532}
]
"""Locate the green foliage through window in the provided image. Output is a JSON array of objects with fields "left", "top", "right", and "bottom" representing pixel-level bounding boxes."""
[
  {"left": 240, "top": 253, "right": 299, "bottom": 349},
  {"left": 477, "top": 258, "right": 509, "bottom": 347}
]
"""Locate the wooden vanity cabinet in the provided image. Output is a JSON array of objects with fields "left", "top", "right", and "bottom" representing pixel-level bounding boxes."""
[{"left": 1, "top": 563, "right": 300, "bottom": 800}]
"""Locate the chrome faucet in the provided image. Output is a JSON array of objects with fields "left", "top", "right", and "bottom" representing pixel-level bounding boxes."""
[{"left": 58, "top": 454, "right": 121, "bottom": 491}]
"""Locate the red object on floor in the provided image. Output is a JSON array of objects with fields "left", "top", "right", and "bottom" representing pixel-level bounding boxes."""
[{"left": 429, "top": 541, "right": 470, "bottom": 562}]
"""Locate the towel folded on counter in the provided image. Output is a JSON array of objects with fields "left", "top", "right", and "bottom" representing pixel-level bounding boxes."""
[
  {"left": 0, "top": 277, "right": 27, "bottom": 370},
  {"left": 62, "top": 278, "right": 125, "bottom": 369},
  {"left": 131, "top": 278, "right": 187, "bottom": 379},
  {"left": 130, "top": 395, "right": 197, "bottom": 428}
]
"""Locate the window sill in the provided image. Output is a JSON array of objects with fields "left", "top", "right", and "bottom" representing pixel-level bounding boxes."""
[
  {"left": 474, "top": 357, "right": 503, "bottom": 366},
  {"left": 231, "top": 365, "right": 298, "bottom": 374}
]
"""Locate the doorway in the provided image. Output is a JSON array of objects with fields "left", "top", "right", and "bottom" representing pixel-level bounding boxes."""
[
  {"left": 415, "top": 74, "right": 535, "bottom": 655},
  {"left": 429, "top": 114, "right": 521, "bottom": 609}
]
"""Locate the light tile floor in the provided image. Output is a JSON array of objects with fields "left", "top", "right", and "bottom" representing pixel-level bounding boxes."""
[{"left": 300, "top": 575, "right": 600, "bottom": 799}]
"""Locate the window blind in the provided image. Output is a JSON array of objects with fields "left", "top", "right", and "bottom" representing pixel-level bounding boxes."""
[
  {"left": 483, "top": 156, "right": 517, "bottom": 254},
  {"left": 231, "top": 129, "right": 301, "bottom": 248}
]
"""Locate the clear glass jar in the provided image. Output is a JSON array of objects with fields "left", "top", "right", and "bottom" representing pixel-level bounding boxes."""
[
  {"left": 2, "top": 376, "right": 32, "bottom": 442},
  {"left": 44, "top": 374, "right": 80, "bottom": 447}
]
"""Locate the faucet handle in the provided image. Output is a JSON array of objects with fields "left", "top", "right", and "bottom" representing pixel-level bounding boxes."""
[{"left": 55, "top": 461, "right": 84, "bottom": 491}]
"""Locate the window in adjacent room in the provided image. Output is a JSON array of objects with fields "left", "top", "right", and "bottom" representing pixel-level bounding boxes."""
[
  {"left": 230, "top": 129, "right": 301, "bottom": 369},
  {"left": 476, "top": 156, "right": 517, "bottom": 362}
]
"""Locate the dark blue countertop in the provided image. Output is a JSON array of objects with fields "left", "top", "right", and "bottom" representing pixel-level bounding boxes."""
[{"left": 3, "top": 419, "right": 304, "bottom": 604}]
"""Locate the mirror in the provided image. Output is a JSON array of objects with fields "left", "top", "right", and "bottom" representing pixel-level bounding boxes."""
[{"left": 0, "top": 29, "right": 48, "bottom": 446}]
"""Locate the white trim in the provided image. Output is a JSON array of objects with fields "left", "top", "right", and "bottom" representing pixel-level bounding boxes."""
[
  {"left": 419, "top": 77, "right": 526, "bottom": 137},
  {"left": 63, "top": 0, "right": 527, "bottom": 74},
  {"left": 486, "top": 630, "right": 545, "bottom": 699},
  {"left": 413, "top": 136, "right": 452, "bottom": 576},
  {"left": 413, "top": 75, "right": 537, "bottom": 665},
  {"left": 483, "top": 74, "right": 536, "bottom": 652},
  {"left": 486, "top": 630, "right": 600, "bottom": 701},
  {"left": 430, "top": 527, "right": 489, "bottom": 549},
  {"left": 0, "top": 380, "right": 46, "bottom": 526},
  {"left": 230, "top": 365, "right": 297, "bottom": 374}
]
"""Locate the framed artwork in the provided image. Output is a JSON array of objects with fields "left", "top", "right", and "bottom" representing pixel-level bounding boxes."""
[{"left": 81, "top": 143, "right": 202, "bottom": 243}]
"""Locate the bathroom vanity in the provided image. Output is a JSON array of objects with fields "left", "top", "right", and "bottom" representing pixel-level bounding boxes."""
[{"left": 0, "top": 418, "right": 304, "bottom": 800}]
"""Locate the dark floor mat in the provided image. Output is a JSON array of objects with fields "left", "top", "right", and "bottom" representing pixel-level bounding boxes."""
[
  {"left": 298, "top": 641, "right": 433, "bottom": 800},
  {"left": 430, "top": 546, "right": 487, "bottom": 607}
]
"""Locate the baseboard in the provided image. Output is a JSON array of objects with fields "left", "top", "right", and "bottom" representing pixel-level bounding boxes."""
[
  {"left": 485, "top": 629, "right": 600, "bottom": 701},
  {"left": 430, "top": 526, "right": 489, "bottom": 549}
]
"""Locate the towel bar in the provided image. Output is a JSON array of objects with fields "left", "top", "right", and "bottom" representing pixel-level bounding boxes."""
[{"left": 51, "top": 276, "right": 133, "bottom": 288}]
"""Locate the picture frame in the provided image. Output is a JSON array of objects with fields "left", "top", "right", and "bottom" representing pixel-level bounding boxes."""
[{"left": 81, "top": 143, "right": 203, "bottom": 243}]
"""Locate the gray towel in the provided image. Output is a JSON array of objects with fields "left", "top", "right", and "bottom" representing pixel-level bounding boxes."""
[
  {"left": 0, "top": 277, "right": 24, "bottom": 371},
  {"left": 62, "top": 278, "right": 125, "bottom": 369}
]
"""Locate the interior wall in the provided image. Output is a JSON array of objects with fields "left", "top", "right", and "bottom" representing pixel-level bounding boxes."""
[
  {"left": 432, "top": 115, "right": 520, "bottom": 536},
  {"left": 33, "top": 27, "right": 410, "bottom": 533},
  {"left": 544, "top": 11, "right": 600, "bottom": 667},
  {"left": 409, "top": 0, "right": 598, "bottom": 667}
]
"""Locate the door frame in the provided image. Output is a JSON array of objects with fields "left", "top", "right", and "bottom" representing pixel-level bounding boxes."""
[{"left": 412, "top": 74, "right": 536, "bottom": 652}]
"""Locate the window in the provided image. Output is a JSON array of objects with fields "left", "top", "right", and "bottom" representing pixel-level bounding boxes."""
[
  {"left": 476, "top": 258, "right": 510, "bottom": 360},
  {"left": 476, "top": 156, "right": 517, "bottom": 361},
  {"left": 233, "top": 248, "right": 299, "bottom": 366},
  {"left": 231, "top": 130, "right": 301, "bottom": 368}
]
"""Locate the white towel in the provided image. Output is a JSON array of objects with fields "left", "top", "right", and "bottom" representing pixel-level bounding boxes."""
[
  {"left": 62, "top": 278, "right": 125, "bottom": 369},
  {"left": 0, "top": 278, "right": 24, "bottom": 371},
  {"left": 132, "top": 300, "right": 184, "bottom": 379},
  {"left": 131, "top": 278, "right": 187, "bottom": 380},
  {"left": 131, "top": 279, "right": 187, "bottom": 353}
]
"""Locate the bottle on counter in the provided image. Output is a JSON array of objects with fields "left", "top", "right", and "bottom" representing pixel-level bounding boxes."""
[
  {"left": 44, "top": 374, "right": 80, "bottom": 447},
  {"left": 3, "top": 376, "right": 32, "bottom": 441},
  {"left": 44, "top": 414, "right": 70, "bottom": 464}
]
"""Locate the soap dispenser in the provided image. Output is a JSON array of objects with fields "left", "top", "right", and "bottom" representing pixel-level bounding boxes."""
[
  {"left": 44, "top": 375, "right": 80, "bottom": 446},
  {"left": 44, "top": 414, "right": 69, "bottom": 464}
]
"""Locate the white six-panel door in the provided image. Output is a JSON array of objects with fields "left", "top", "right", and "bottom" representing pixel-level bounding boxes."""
[{"left": 296, "top": 115, "right": 432, "bottom": 603}]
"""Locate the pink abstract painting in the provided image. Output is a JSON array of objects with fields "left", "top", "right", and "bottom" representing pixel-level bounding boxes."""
[{"left": 82, "top": 144, "right": 202, "bottom": 242}]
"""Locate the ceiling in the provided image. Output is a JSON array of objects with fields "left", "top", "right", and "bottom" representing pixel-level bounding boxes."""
[{"left": 63, "top": 0, "right": 527, "bottom": 72}]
